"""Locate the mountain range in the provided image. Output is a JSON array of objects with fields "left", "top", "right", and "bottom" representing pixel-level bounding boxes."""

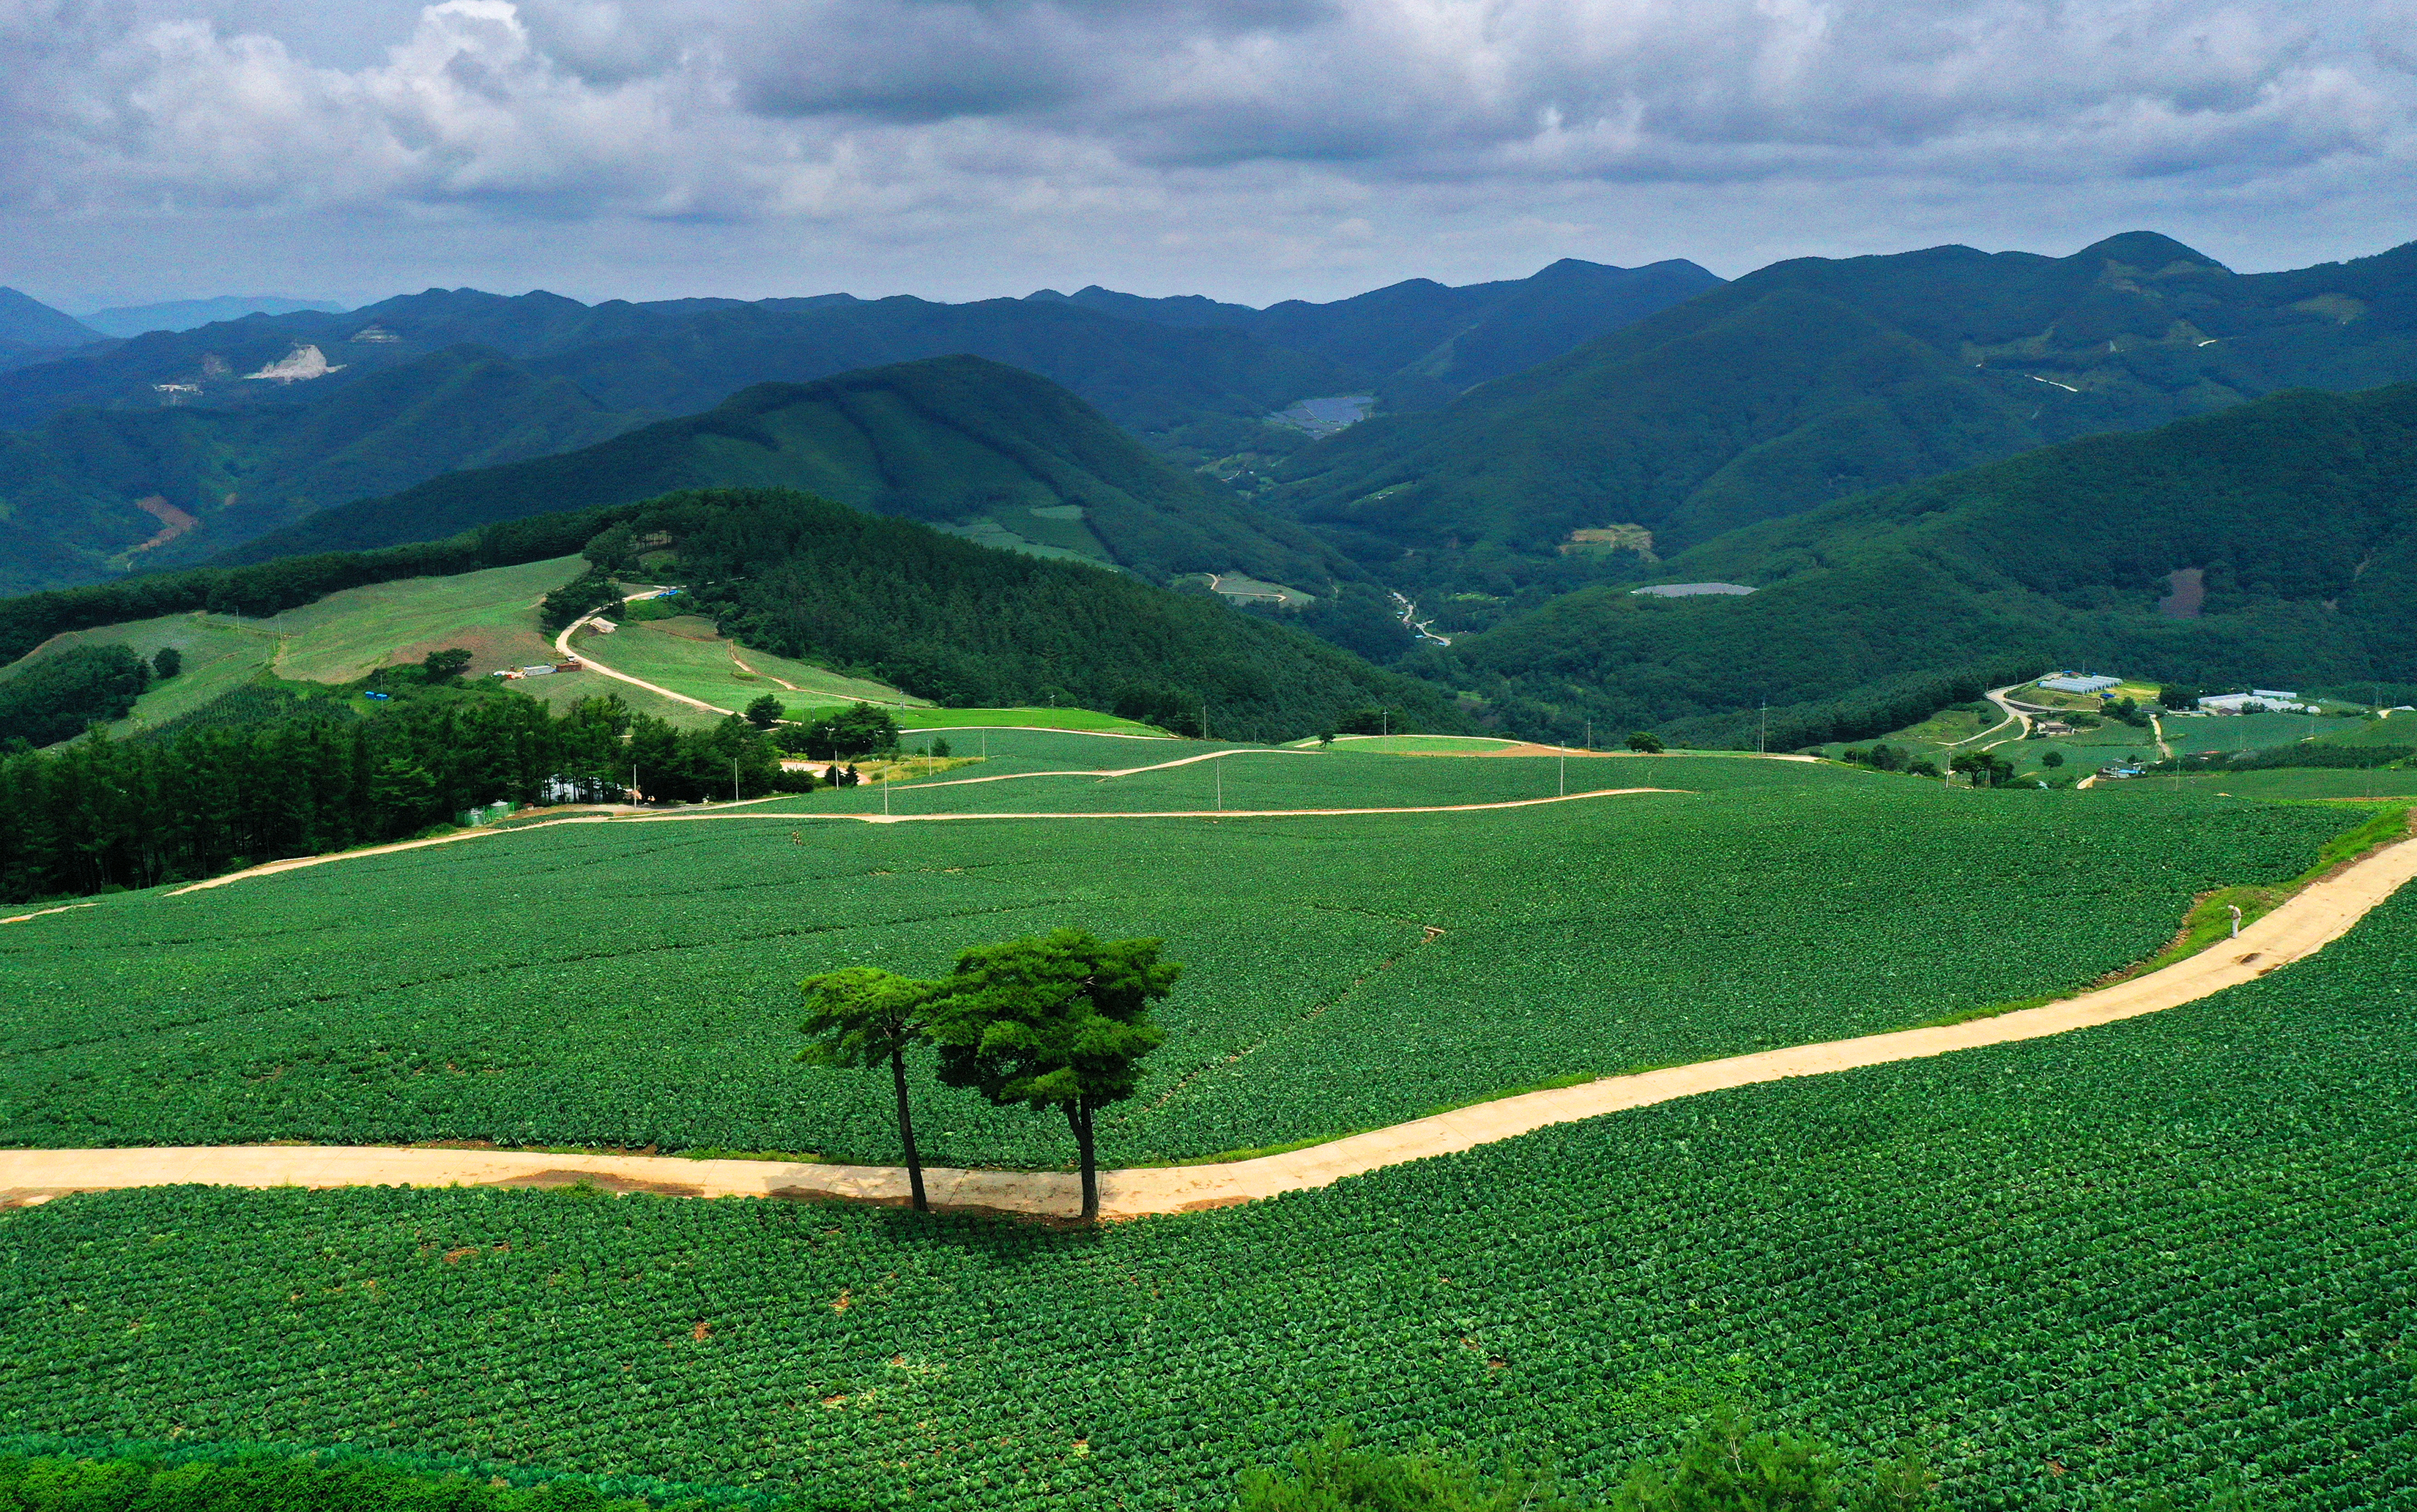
[
  {"left": 1425, "top": 376, "right": 2417, "bottom": 745},
  {"left": 10, "top": 231, "right": 2417, "bottom": 748},
  {"left": 1271, "top": 232, "right": 2417, "bottom": 600},
  {"left": 214, "top": 355, "right": 1348, "bottom": 593},
  {"left": 76, "top": 296, "right": 351, "bottom": 338},
  {"left": 0, "top": 259, "right": 1716, "bottom": 592},
  {"left": 1031, "top": 256, "right": 1723, "bottom": 408},
  {"left": 0, "top": 288, "right": 104, "bottom": 372}
]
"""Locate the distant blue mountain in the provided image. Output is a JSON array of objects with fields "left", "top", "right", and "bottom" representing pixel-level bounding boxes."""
[
  {"left": 78, "top": 295, "right": 350, "bottom": 338},
  {"left": 0, "top": 288, "right": 103, "bottom": 351}
]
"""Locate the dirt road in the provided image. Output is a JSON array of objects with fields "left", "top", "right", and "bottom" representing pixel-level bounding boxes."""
[
  {"left": 11, "top": 835, "right": 2408, "bottom": 1221},
  {"left": 553, "top": 594, "right": 733, "bottom": 717}
]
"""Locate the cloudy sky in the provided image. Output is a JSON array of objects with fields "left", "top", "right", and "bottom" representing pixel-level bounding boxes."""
[{"left": 6, "top": 0, "right": 2415, "bottom": 310}]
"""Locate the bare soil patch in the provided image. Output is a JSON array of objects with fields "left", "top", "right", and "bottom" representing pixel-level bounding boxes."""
[{"left": 127, "top": 496, "right": 199, "bottom": 554}]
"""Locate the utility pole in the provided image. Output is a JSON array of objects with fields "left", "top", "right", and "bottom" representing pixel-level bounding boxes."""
[
  {"left": 1585, "top": 720, "right": 1592, "bottom": 753},
  {"left": 1216, "top": 760, "right": 1222, "bottom": 813},
  {"left": 1759, "top": 701, "right": 1767, "bottom": 756},
  {"left": 1381, "top": 709, "right": 1389, "bottom": 738},
  {"left": 1202, "top": 703, "right": 1209, "bottom": 742},
  {"left": 732, "top": 758, "right": 739, "bottom": 802},
  {"left": 1559, "top": 748, "right": 1566, "bottom": 797},
  {"left": 631, "top": 762, "right": 638, "bottom": 804}
]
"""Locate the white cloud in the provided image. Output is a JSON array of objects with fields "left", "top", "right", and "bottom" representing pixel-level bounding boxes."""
[{"left": 3, "top": 0, "right": 2413, "bottom": 302}]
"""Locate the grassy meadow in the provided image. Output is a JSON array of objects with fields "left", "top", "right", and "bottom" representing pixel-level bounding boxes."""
[{"left": 573, "top": 614, "right": 916, "bottom": 714}]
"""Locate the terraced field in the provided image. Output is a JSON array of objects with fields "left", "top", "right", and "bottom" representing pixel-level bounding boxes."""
[
  {"left": 7, "top": 879, "right": 2413, "bottom": 1510},
  {"left": 0, "top": 741, "right": 2353, "bottom": 1170}
]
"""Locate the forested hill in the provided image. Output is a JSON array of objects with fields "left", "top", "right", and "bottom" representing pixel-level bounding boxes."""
[
  {"left": 0, "top": 286, "right": 1352, "bottom": 436},
  {"left": 0, "top": 262, "right": 1718, "bottom": 596},
  {"left": 1271, "top": 231, "right": 2417, "bottom": 597},
  {"left": 1417, "top": 379, "right": 2417, "bottom": 747},
  {"left": 0, "top": 346, "right": 635, "bottom": 597},
  {"left": 213, "top": 357, "right": 1350, "bottom": 592},
  {"left": 0, "top": 288, "right": 103, "bottom": 357},
  {"left": 0, "top": 485, "right": 1464, "bottom": 740},
  {"left": 1035, "top": 257, "right": 1724, "bottom": 409},
  {"left": 606, "top": 488, "right": 1463, "bottom": 730}
]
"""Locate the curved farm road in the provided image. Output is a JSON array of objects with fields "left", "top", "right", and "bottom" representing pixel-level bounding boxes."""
[
  {"left": 1958, "top": 684, "right": 2034, "bottom": 753},
  {"left": 554, "top": 594, "right": 734, "bottom": 718},
  {"left": 10, "top": 835, "right": 2413, "bottom": 1219},
  {"left": 125, "top": 786, "right": 1683, "bottom": 895}
]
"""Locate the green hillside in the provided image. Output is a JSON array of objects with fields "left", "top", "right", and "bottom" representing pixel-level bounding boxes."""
[
  {"left": 0, "top": 556, "right": 752, "bottom": 741},
  {"left": 573, "top": 488, "right": 1458, "bottom": 730},
  {"left": 216, "top": 357, "right": 1352, "bottom": 590},
  {"left": 0, "top": 482, "right": 1460, "bottom": 755},
  {"left": 0, "top": 288, "right": 1367, "bottom": 595},
  {"left": 1274, "top": 232, "right": 2417, "bottom": 597},
  {"left": 0, "top": 347, "right": 636, "bottom": 594},
  {"left": 1419, "top": 379, "right": 2417, "bottom": 746}
]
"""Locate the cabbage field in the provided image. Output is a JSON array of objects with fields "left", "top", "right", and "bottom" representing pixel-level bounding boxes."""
[
  {"left": 0, "top": 745, "right": 2355, "bottom": 1166},
  {"left": 9, "top": 883, "right": 2415, "bottom": 1510}
]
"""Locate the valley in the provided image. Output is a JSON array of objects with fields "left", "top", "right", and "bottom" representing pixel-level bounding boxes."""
[{"left": 7, "top": 228, "right": 2417, "bottom": 1512}]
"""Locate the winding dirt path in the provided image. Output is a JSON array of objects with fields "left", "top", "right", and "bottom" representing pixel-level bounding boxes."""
[
  {"left": 10, "top": 835, "right": 2410, "bottom": 1219},
  {"left": 1961, "top": 684, "right": 2033, "bottom": 753},
  {"left": 121, "top": 786, "right": 1682, "bottom": 895},
  {"left": 554, "top": 597, "right": 732, "bottom": 717},
  {"left": 643, "top": 786, "right": 1682, "bottom": 824}
]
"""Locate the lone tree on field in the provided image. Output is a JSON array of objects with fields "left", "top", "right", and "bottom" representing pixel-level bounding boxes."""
[
  {"left": 799, "top": 967, "right": 942, "bottom": 1211},
  {"left": 1626, "top": 731, "right": 1664, "bottom": 753},
  {"left": 1949, "top": 750, "right": 2015, "bottom": 788},
  {"left": 152, "top": 647, "right": 182, "bottom": 680},
  {"left": 744, "top": 693, "right": 786, "bottom": 730},
  {"left": 421, "top": 647, "right": 473, "bottom": 682},
  {"left": 927, "top": 928, "right": 1178, "bottom": 1222}
]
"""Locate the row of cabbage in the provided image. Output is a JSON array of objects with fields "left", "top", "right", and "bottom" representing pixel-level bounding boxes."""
[
  {"left": 8, "top": 885, "right": 2413, "bottom": 1508},
  {"left": 0, "top": 775, "right": 2355, "bottom": 1168}
]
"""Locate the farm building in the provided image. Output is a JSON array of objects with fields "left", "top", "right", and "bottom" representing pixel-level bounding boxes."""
[
  {"left": 1630, "top": 582, "right": 1755, "bottom": 597},
  {"left": 519, "top": 664, "right": 557, "bottom": 677},
  {"left": 2041, "top": 674, "right": 2120, "bottom": 694},
  {"left": 2202, "top": 690, "right": 2315, "bottom": 713}
]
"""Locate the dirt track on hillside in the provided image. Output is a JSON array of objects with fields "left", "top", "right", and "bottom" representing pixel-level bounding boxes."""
[{"left": 11, "top": 834, "right": 2410, "bottom": 1221}]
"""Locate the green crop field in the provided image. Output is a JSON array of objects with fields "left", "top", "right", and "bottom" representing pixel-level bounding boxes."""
[
  {"left": 0, "top": 746, "right": 2353, "bottom": 1172},
  {"left": 265, "top": 558, "right": 590, "bottom": 683},
  {"left": 0, "top": 557, "right": 642, "bottom": 740},
  {"left": 8, "top": 882, "right": 2413, "bottom": 1510},
  {"left": 891, "top": 707, "right": 1168, "bottom": 734},
  {"left": 2160, "top": 711, "right": 2337, "bottom": 757},
  {"left": 1288, "top": 734, "right": 1530, "bottom": 753},
  {"left": 2177, "top": 769, "right": 2417, "bottom": 801},
  {"left": 2, "top": 611, "right": 276, "bottom": 740}
]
